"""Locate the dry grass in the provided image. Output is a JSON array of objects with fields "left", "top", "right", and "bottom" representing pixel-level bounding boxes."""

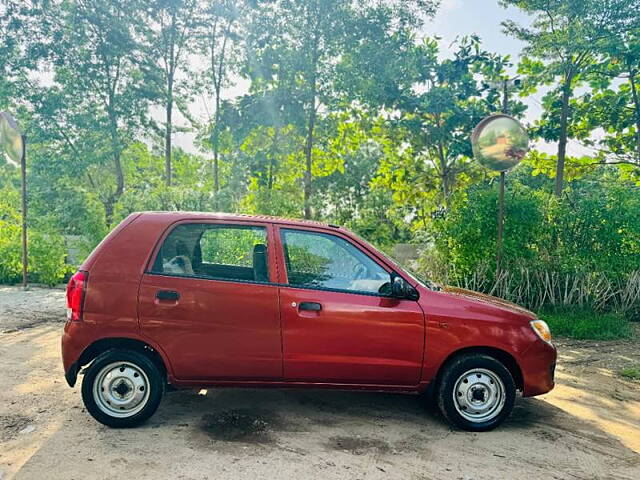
[{"left": 437, "top": 266, "right": 640, "bottom": 315}]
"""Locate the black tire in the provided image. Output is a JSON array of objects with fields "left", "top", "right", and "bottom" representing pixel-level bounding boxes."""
[
  {"left": 437, "top": 353, "right": 516, "bottom": 432},
  {"left": 81, "top": 349, "right": 164, "bottom": 428}
]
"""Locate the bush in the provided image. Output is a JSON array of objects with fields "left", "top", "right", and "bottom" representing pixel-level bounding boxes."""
[
  {"left": 540, "top": 309, "right": 633, "bottom": 340},
  {"left": 428, "top": 172, "right": 640, "bottom": 282},
  {"left": 0, "top": 226, "right": 73, "bottom": 286},
  {"left": 429, "top": 179, "right": 546, "bottom": 280},
  {"left": 421, "top": 171, "right": 640, "bottom": 315},
  {"left": 0, "top": 187, "right": 73, "bottom": 285},
  {"left": 30, "top": 230, "right": 76, "bottom": 285}
]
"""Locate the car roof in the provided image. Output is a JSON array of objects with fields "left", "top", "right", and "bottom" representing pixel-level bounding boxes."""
[{"left": 137, "top": 211, "right": 343, "bottom": 231}]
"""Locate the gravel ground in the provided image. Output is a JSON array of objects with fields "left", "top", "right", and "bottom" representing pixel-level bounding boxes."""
[
  {"left": 0, "top": 286, "right": 66, "bottom": 332},
  {"left": 0, "top": 286, "right": 639, "bottom": 480}
]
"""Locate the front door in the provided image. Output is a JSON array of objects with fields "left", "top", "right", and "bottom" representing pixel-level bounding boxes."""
[
  {"left": 138, "top": 221, "right": 282, "bottom": 381},
  {"left": 276, "top": 227, "right": 425, "bottom": 386}
]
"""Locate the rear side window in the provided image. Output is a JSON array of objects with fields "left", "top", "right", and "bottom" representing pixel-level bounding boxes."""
[
  {"left": 281, "top": 229, "right": 389, "bottom": 294},
  {"left": 151, "top": 223, "right": 269, "bottom": 283}
]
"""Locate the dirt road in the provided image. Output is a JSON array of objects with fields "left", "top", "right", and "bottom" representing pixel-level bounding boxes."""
[{"left": 0, "top": 287, "right": 639, "bottom": 479}]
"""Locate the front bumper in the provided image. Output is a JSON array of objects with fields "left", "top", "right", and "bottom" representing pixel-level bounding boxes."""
[{"left": 520, "top": 338, "right": 557, "bottom": 397}]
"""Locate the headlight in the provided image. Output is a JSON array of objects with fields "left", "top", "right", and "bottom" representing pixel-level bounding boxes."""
[{"left": 530, "top": 319, "right": 552, "bottom": 344}]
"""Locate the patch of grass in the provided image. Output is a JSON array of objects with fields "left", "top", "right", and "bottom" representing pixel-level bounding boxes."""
[
  {"left": 540, "top": 309, "right": 633, "bottom": 340},
  {"left": 618, "top": 366, "right": 640, "bottom": 381}
]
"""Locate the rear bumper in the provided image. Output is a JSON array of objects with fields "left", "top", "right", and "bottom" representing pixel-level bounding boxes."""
[
  {"left": 61, "top": 320, "right": 88, "bottom": 387},
  {"left": 64, "top": 360, "right": 79, "bottom": 387},
  {"left": 520, "top": 339, "right": 557, "bottom": 397}
]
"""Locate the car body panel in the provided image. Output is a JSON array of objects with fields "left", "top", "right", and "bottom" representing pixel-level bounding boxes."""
[
  {"left": 414, "top": 287, "right": 555, "bottom": 395},
  {"left": 270, "top": 223, "right": 425, "bottom": 385},
  {"left": 278, "top": 286, "right": 425, "bottom": 385},
  {"left": 138, "top": 273, "right": 282, "bottom": 380},
  {"left": 136, "top": 219, "right": 283, "bottom": 381}
]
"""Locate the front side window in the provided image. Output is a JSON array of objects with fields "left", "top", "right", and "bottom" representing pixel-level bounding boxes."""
[
  {"left": 281, "top": 229, "right": 389, "bottom": 294},
  {"left": 152, "top": 223, "right": 269, "bottom": 282}
]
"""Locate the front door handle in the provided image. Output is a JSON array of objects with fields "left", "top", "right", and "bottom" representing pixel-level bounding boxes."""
[
  {"left": 299, "top": 301, "right": 321, "bottom": 312},
  {"left": 156, "top": 290, "right": 180, "bottom": 301}
]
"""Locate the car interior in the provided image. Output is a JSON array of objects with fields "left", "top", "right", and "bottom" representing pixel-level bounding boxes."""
[{"left": 153, "top": 224, "right": 269, "bottom": 283}]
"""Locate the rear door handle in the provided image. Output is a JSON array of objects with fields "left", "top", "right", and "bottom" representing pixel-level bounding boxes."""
[
  {"left": 156, "top": 290, "right": 180, "bottom": 301},
  {"left": 299, "top": 301, "right": 321, "bottom": 311}
]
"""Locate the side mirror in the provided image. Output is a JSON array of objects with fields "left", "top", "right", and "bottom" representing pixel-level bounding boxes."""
[
  {"left": 391, "top": 274, "right": 406, "bottom": 298},
  {"left": 379, "top": 272, "right": 419, "bottom": 300}
]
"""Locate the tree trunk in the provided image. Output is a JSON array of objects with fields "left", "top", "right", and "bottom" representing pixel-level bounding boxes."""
[
  {"left": 212, "top": 89, "right": 221, "bottom": 193},
  {"left": 437, "top": 141, "right": 450, "bottom": 208},
  {"left": 113, "top": 152, "right": 124, "bottom": 200},
  {"left": 210, "top": 20, "right": 230, "bottom": 198},
  {"left": 164, "top": 11, "right": 177, "bottom": 187},
  {"left": 107, "top": 104, "right": 124, "bottom": 227},
  {"left": 303, "top": 97, "right": 316, "bottom": 220},
  {"left": 554, "top": 80, "right": 572, "bottom": 197},
  {"left": 104, "top": 200, "right": 115, "bottom": 228},
  {"left": 628, "top": 70, "right": 640, "bottom": 163},
  {"left": 303, "top": 21, "right": 320, "bottom": 220},
  {"left": 165, "top": 79, "right": 173, "bottom": 187},
  {"left": 268, "top": 128, "right": 278, "bottom": 190}
]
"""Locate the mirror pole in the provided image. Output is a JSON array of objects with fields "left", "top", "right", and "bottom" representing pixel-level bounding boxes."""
[
  {"left": 496, "top": 80, "right": 509, "bottom": 278},
  {"left": 496, "top": 171, "right": 505, "bottom": 276},
  {"left": 21, "top": 134, "right": 28, "bottom": 290}
]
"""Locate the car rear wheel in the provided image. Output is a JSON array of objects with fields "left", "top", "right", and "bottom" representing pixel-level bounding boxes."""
[
  {"left": 437, "top": 353, "right": 516, "bottom": 431},
  {"left": 81, "top": 349, "right": 164, "bottom": 428}
]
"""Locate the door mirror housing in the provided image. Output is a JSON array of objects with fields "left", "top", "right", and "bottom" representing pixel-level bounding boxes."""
[
  {"left": 391, "top": 275, "right": 406, "bottom": 297},
  {"left": 379, "top": 272, "right": 419, "bottom": 300}
]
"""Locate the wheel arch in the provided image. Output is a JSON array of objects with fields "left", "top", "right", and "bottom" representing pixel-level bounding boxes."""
[
  {"left": 435, "top": 346, "right": 524, "bottom": 392},
  {"left": 70, "top": 337, "right": 169, "bottom": 387}
]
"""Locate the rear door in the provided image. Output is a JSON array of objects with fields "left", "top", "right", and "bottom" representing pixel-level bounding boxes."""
[
  {"left": 138, "top": 221, "right": 282, "bottom": 381},
  {"left": 276, "top": 226, "right": 425, "bottom": 386}
]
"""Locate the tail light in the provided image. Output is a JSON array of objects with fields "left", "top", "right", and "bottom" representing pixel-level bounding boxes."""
[{"left": 66, "top": 270, "right": 88, "bottom": 321}]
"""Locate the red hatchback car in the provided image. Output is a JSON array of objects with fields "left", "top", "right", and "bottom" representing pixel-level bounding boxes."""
[{"left": 62, "top": 212, "right": 556, "bottom": 431}]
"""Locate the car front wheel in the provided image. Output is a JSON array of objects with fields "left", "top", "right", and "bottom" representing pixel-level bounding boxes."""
[
  {"left": 81, "top": 349, "right": 164, "bottom": 428},
  {"left": 437, "top": 353, "right": 516, "bottom": 431}
]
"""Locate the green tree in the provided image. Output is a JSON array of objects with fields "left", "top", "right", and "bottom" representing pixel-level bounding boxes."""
[
  {"left": 243, "top": 0, "right": 437, "bottom": 219},
  {"left": 502, "top": 0, "right": 640, "bottom": 196},
  {"left": 575, "top": 29, "right": 640, "bottom": 171},
  {"left": 35, "top": 0, "right": 152, "bottom": 225},
  {"left": 373, "top": 37, "right": 522, "bottom": 219},
  {"left": 0, "top": 1, "right": 42, "bottom": 110},
  {"left": 142, "top": 0, "right": 199, "bottom": 186},
  {"left": 198, "top": 0, "right": 246, "bottom": 196}
]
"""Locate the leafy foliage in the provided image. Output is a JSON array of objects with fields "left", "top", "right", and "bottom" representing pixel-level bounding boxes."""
[
  {"left": 1, "top": 0, "right": 640, "bottom": 325},
  {"left": 423, "top": 168, "right": 640, "bottom": 314},
  {"left": 0, "top": 186, "right": 72, "bottom": 285}
]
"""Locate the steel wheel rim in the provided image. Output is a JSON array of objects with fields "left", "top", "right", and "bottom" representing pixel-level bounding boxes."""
[
  {"left": 93, "top": 361, "right": 150, "bottom": 418},
  {"left": 452, "top": 368, "right": 505, "bottom": 423}
]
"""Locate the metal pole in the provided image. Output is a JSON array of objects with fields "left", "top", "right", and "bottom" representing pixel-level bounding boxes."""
[
  {"left": 497, "top": 80, "right": 509, "bottom": 276},
  {"left": 20, "top": 134, "right": 28, "bottom": 289},
  {"left": 496, "top": 171, "right": 505, "bottom": 274},
  {"left": 502, "top": 79, "right": 509, "bottom": 113}
]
